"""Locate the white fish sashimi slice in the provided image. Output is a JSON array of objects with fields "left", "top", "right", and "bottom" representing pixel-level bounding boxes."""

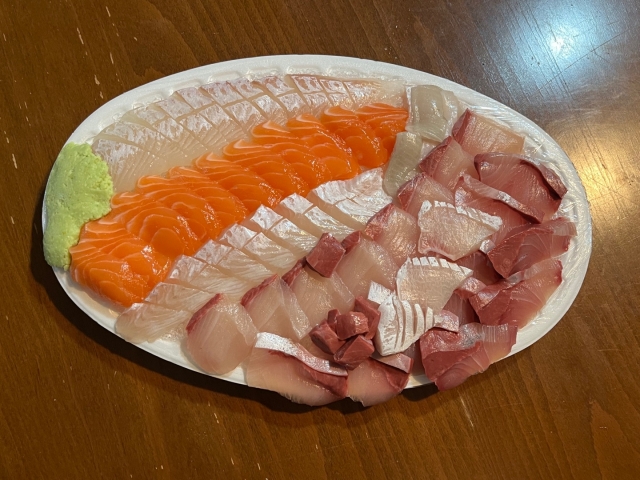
[
  {"left": 397, "top": 172, "right": 455, "bottom": 218},
  {"left": 185, "top": 295, "right": 258, "bottom": 375},
  {"left": 288, "top": 267, "right": 355, "bottom": 327},
  {"left": 253, "top": 76, "right": 311, "bottom": 117},
  {"left": 365, "top": 204, "right": 419, "bottom": 266},
  {"left": 242, "top": 276, "right": 312, "bottom": 340},
  {"left": 417, "top": 201, "right": 502, "bottom": 261},
  {"left": 195, "top": 240, "right": 274, "bottom": 284},
  {"left": 94, "top": 121, "right": 166, "bottom": 156},
  {"left": 116, "top": 303, "right": 191, "bottom": 344},
  {"left": 375, "top": 293, "right": 435, "bottom": 355},
  {"left": 165, "top": 255, "right": 250, "bottom": 300},
  {"left": 340, "top": 77, "right": 407, "bottom": 108},
  {"left": 229, "top": 77, "right": 290, "bottom": 126},
  {"left": 146, "top": 282, "right": 212, "bottom": 313},
  {"left": 335, "top": 237, "right": 399, "bottom": 298},
  {"left": 382, "top": 131, "right": 425, "bottom": 197},
  {"left": 200, "top": 81, "right": 266, "bottom": 134},
  {"left": 91, "top": 139, "right": 160, "bottom": 192},
  {"left": 396, "top": 257, "right": 472, "bottom": 313},
  {"left": 306, "top": 189, "right": 374, "bottom": 230},
  {"left": 344, "top": 168, "right": 393, "bottom": 213},
  {"left": 406, "top": 85, "right": 461, "bottom": 142},
  {"left": 275, "top": 194, "right": 354, "bottom": 241}
]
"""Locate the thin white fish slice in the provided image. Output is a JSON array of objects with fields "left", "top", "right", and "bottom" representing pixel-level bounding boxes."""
[
  {"left": 195, "top": 240, "right": 274, "bottom": 283},
  {"left": 382, "top": 131, "right": 426, "bottom": 197},
  {"left": 91, "top": 139, "right": 160, "bottom": 192},
  {"left": 275, "top": 194, "right": 354, "bottom": 240},
  {"left": 406, "top": 84, "right": 461, "bottom": 142},
  {"left": 200, "top": 80, "right": 266, "bottom": 134},
  {"left": 116, "top": 303, "right": 191, "bottom": 344},
  {"left": 253, "top": 76, "right": 311, "bottom": 117},
  {"left": 146, "top": 282, "right": 212, "bottom": 313},
  {"left": 230, "top": 77, "right": 289, "bottom": 126}
]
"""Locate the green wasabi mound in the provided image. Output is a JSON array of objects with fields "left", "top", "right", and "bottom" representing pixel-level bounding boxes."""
[{"left": 43, "top": 142, "right": 113, "bottom": 269}]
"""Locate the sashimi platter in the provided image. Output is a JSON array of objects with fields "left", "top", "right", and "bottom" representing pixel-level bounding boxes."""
[{"left": 43, "top": 55, "right": 591, "bottom": 406}]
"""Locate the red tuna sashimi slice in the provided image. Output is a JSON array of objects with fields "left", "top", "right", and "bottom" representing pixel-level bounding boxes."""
[
  {"left": 382, "top": 131, "right": 429, "bottom": 197},
  {"left": 241, "top": 275, "right": 312, "bottom": 340},
  {"left": 452, "top": 109, "right": 525, "bottom": 156},
  {"left": 417, "top": 201, "right": 502, "bottom": 261},
  {"left": 242, "top": 205, "right": 319, "bottom": 257},
  {"left": 396, "top": 257, "right": 472, "bottom": 313},
  {"left": 218, "top": 224, "right": 298, "bottom": 275},
  {"left": 406, "top": 85, "right": 461, "bottom": 142},
  {"left": 245, "top": 334, "right": 348, "bottom": 406},
  {"left": 470, "top": 258, "right": 563, "bottom": 329},
  {"left": 335, "top": 236, "right": 399, "bottom": 298},
  {"left": 487, "top": 218, "right": 577, "bottom": 277},
  {"left": 275, "top": 194, "right": 354, "bottom": 241},
  {"left": 185, "top": 294, "right": 258, "bottom": 375},
  {"left": 454, "top": 174, "right": 535, "bottom": 245},
  {"left": 286, "top": 266, "right": 355, "bottom": 328},
  {"left": 164, "top": 255, "right": 250, "bottom": 300},
  {"left": 419, "top": 136, "right": 478, "bottom": 190},
  {"left": 420, "top": 322, "right": 517, "bottom": 390},
  {"left": 365, "top": 204, "right": 419, "bottom": 266},
  {"left": 116, "top": 303, "right": 192, "bottom": 343},
  {"left": 306, "top": 233, "right": 346, "bottom": 278},
  {"left": 475, "top": 153, "right": 566, "bottom": 221},
  {"left": 396, "top": 172, "right": 455, "bottom": 218},
  {"left": 347, "top": 358, "right": 411, "bottom": 406}
]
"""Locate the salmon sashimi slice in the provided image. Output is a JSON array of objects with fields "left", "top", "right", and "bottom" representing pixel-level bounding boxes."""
[
  {"left": 69, "top": 245, "right": 151, "bottom": 307},
  {"left": 194, "top": 154, "right": 283, "bottom": 212},
  {"left": 166, "top": 166, "right": 248, "bottom": 226},
  {"left": 76, "top": 219, "right": 171, "bottom": 284},
  {"left": 222, "top": 140, "right": 310, "bottom": 196},
  {"left": 321, "top": 106, "right": 388, "bottom": 168},
  {"left": 135, "top": 175, "right": 223, "bottom": 240},
  {"left": 185, "top": 294, "right": 258, "bottom": 375},
  {"left": 356, "top": 103, "right": 409, "bottom": 153},
  {"left": 108, "top": 192, "right": 205, "bottom": 258}
]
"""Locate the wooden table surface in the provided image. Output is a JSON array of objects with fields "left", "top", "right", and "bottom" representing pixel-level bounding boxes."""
[{"left": 2, "top": 0, "right": 639, "bottom": 478}]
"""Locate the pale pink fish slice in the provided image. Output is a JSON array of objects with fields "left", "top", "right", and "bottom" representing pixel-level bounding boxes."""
[
  {"left": 200, "top": 80, "right": 266, "bottom": 135},
  {"left": 164, "top": 255, "right": 251, "bottom": 300},
  {"left": 453, "top": 109, "right": 525, "bottom": 156},
  {"left": 347, "top": 357, "right": 411, "bottom": 406},
  {"left": 242, "top": 276, "right": 312, "bottom": 340},
  {"left": 342, "top": 168, "right": 393, "bottom": 213},
  {"left": 116, "top": 303, "right": 191, "bottom": 344},
  {"left": 417, "top": 200, "right": 502, "bottom": 261},
  {"left": 365, "top": 204, "right": 419, "bottom": 266},
  {"left": 396, "top": 256, "right": 472, "bottom": 313},
  {"left": 397, "top": 172, "right": 455, "bottom": 218},
  {"left": 286, "top": 266, "right": 355, "bottom": 328},
  {"left": 419, "top": 136, "right": 478, "bottom": 190},
  {"left": 274, "top": 194, "right": 354, "bottom": 241},
  {"left": 253, "top": 75, "right": 311, "bottom": 117},
  {"left": 335, "top": 236, "right": 399, "bottom": 298},
  {"left": 219, "top": 224, "right": 298, "bottom": 275},
  {"left": 245, "top": 332, "right": 348, "bottom": 406},
  {"left": 185, "top": 294, "right": 258, "bottom": 375},
  {"left": 406, "top": 85, "right": 461, "bottom": 142},
  {"left": 194, "top": 240, "right": 274, "bottom": 285},
  {"left": 382, "top": 131, "right": 429, "bottom": 197},
  {"left": 242, "top": 205, "right": 319, "bottom": 257}
]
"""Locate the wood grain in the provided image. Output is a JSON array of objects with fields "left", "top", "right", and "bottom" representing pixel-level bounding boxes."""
[{"left": 2, "top": 0, "right": 640, "bottom": 478}]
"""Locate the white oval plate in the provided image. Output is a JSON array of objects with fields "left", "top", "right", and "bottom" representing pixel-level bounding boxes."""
[{"left": 44, "top": 55, "right": 592, "bottom": 389}]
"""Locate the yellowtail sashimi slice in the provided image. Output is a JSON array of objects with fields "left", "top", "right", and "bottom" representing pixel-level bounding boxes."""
[
  {"left": 347, "top": 358, "right": 411, "bottom": 406},
  {"left": 417, "top": 201, "right": 502, "bottom": 261},
  {"left": 165, "top": 255, "right": 250, "bottom": 300},
  {"left": 241, "top": 275, "right": 312, "bottom": 340},
  {"left": 274, "top": 194, "right": 354, "bottom": 241},
  {"left": 185, "top": 294, "right": 258, "bottom": 375},
  {"left": 396, "top": 257, "right": 472, "bottom": 313},
  {"left": 397, "top": 172, "right": 455, "bottom": 218},
  {"left": 116, "top": 303, "right": 191, "bottom": 344},
  {"left": 406, "top": 85, "right": 461, "bottom": 142},
  {"left": 218, "top": 224, "right": 298, "bottom": 275},
  {"left": 364, "top": 204, "right": 419, "bottom": 266}
]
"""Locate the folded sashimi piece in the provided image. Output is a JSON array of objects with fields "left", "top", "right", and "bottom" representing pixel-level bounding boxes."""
[
  {"left": 406, "top": 85, "right": 461, "bottom": 142},
  {"left": 347, "top": 358, "right": 411, "bottom": 406},
  {"left": 475, "top": 153, "right": 567, "bottom": 221},
  {"left": 382, "top": 131, "right": 430, "bottom": 197},
  {"left": 452, "top": 109, "right": 525, "bottom": 156},
  {"left": 284, "top": 264, "right": 355, "bottom": 328},
  {"left": 417, "top": 201, "right": 502, "bottom": 261},
  {"left": 335, "top": 236, "right": 399, "bottom": 298},
  {"left": 245, "top": 332, "right": 348, "bottom": 406},
  {"left": 487, "top": 218, "right": 577, "bottom": 277},
  {"left": 419, "top": 136, "right": 478, "bottom": 190},
  {"left": 116, "top": 303, "right": 192, "bottom": 343},
  {"left": 396, "top": 257, "right": 472, "bottom": 313},
  {"left": 185, "top": 294, "right": 258, "bottom": 375},
  {"left": 364, "top": 204, "right": 419, "bottom": 266},
  {"left": 396, "top": 172, "right": 454, "bottom": 218},
  {"left": 242, "top": 205, "right": 319, "bottom": 257},
  {"left": 420, "top": 322, "right": 517, "bottom": 390},
  {"left": 274, "top": 193, "right": 354, "bottom": 240},
  {"left": 164, "top": 255, "right": 250, "bottom": 300},
  {"left": 241, "top": 275, "right": 312, "bottom": 340},
  {"left": 194, "top": 240, "right": 274, "bottom": 286},
  {"left": 218, "top": 224, "right": 298, "bottom": 275},
  {"left": 454, "top": 174, "right": 536, "bottom": 245},
  {"left": 470, "top": 258, "right": 563, "bottom": 328}
]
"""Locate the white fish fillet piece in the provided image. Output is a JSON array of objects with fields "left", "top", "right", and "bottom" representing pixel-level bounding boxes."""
[
  {"left": 382, "top": 131, "right": 426, "bottom": 197},
  {"left": 243, "top": 277, "right": 312, "bottom": 340},
  {"left": 417, "top": 201, "right": 502, "bottom": 261},
  {"left": 195, "top": 240, "right": 274, "bottom": 285},
  {"left": 116, "top": 303, "right": 191, "bottom": 344},
  {"left": 91, "top": 139, "right": 160, "bottom": 192},
  {"left": 375, "top": 293, "right": 435, "bottom": 355},
  {"left": 185, "top": 295, "right": 257, "bottom": 375},
  {"left": 406, "top": 85, "right": 461, "bottom": 142},
  {"left": 275, "top": 194, "right": 354, "bottom": 241},
  {"left": 200, "top": 81, "right": 266, "bottom": 134},
  {"left": 229, "top": 77, "right": 289, "bottom": 126},
  {"left": 396, "top": 257, "right": 472, "bottom": 313},
  {"left": 254, "top": 75, "right": 311, "bottom": 117},
  {"left": 365, "top": 205, "right": 420, "bottom": 266},
  {"left": 145, "top": 282, "right": 212, "bottom": 313}
]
